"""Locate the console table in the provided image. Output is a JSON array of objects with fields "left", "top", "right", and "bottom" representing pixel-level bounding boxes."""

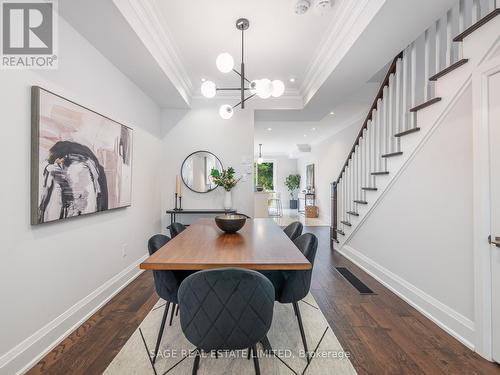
[
  {"left": 166, "top": 208, "right": 237, "bottom": 226},
  {"left": 298, "top": 192, "right": 315, "bottom": 213}
]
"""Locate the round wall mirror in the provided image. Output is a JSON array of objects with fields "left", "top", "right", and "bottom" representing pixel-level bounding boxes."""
[{"left": 181, "top": 151, "right": 223, "bottom": 193}]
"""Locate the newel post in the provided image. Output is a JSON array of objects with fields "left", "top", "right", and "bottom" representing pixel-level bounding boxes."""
[{"left": 330, "top": 181, "right": 338, "bottom": 251}]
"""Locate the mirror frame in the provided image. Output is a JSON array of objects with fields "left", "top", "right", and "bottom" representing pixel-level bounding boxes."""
[{"left": 180, "top": 150, "right": 223, "bottom": 194}]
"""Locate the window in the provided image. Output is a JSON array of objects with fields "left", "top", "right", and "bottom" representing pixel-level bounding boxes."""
[{"left": 254, "top": 162, "right": 274, "bottom": 190}]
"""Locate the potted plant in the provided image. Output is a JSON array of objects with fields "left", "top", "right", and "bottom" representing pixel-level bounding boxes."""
[
  {"left": 285, "top": 174, "right": 301, "bottom": 209},
  {"left": 211, "top": 167, "right": 241, "bottom": 210}
]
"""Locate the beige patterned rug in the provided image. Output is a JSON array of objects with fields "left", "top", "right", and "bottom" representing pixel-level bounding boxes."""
[{"left": 104, "top": 293, "right": 356, "bottom": 375}]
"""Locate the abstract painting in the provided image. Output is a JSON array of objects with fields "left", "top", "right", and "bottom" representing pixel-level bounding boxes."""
[{"left": 31, "top": 86, "right": 133, "bottom": 224}]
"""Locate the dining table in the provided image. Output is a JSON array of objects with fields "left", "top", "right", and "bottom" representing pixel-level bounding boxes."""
[{"left": 140, "top": 218, "right": 311, "bottom": 271}]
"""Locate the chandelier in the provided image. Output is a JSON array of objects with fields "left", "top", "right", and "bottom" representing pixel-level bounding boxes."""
[{"left": 200, "top": 18, "right": 285, "bottom": 119}]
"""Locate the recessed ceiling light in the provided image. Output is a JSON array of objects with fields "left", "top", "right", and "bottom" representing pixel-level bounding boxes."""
[
  {"left": 201, "top": 78, "right": 206, "bottom": 82},
  {"left": 289, "top": 77, "right": 296, "bottom": 83},
  {"left": 311, "top": 127, "right": 316, "bottom": 131},
  {"left": 267, "top": 127, "right": 272, "bottom": 131},
  {"left": 330, "top": 111, "right": 335, "bottom": 115},
  {"left": 303, "top": 134, "right": 307, "bottom": 137}
]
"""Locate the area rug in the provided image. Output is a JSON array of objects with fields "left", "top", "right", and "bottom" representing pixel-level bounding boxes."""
[{"left": 104, "top": 293, "right": 356, "bottom": 374}]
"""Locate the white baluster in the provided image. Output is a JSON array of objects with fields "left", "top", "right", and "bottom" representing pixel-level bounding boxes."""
[
  {"left": 402, "top": 48, "right": 409, "bottom": 131},
  {"left": 410, "top": 41, "right": 417, "bottom": 129},
  {"left": 435, "top": 18, "right": 442, "bottom": 74},
  {"left": 458, "top": 0, "right": 465, "bottom": 59},
  {"left": 472, "top": 0, "right": 480, "bottom": 22},
  {"left": 395, "top": 59, "right": 402, "bottom": 152},
  {"left": 424, "top": 28, "right": 430, "bottom": 101},
  {"left": 377, "top": 99, "right": 383, "bottom": 167},
  {"left": 382, "top": 87, "right": 388, "bottom": 171},
  {"left": 388, "top": 73, "right": 395, "bottom": 153},
  {"left": 446, "top": 9, "right": 452, "bottom": 66}
]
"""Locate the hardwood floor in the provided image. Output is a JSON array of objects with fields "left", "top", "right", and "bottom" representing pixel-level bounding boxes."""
[{"left": 27, "top": 226, "right": 500, "bottom": 374}]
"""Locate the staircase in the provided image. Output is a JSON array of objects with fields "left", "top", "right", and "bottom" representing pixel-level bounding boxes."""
[{"left": 331, "top": 0, "right": 500, "bottom": 250}]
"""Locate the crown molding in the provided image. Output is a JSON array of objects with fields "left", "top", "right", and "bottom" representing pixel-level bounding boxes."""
[
  {"left": 300, "top": 0, "right": 384, "bottom": 103},
  {"left": 113, "top": 0, "right": 192, "bottom": 105}
]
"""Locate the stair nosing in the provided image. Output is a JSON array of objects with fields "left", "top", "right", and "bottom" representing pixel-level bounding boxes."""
[
  {"left": 340, "top": 220, "right": 352, "bottom": 227},
  {"left": 409, "top": 97, "right": 442, "bottom": 112},
  {"left": 429, "top": 59, "right": 469, "bottom": 81},
  {"left": 371, "top": 171, "right": 390, "bottom": 175},
  {"left": 395, "top": 127, "right": 421, "bottom": 137},
  {"left": 347, "top": 211, "right": 360, "bottom": 216},
  {"left": 361, "top": 187, "right": 378, "bottom": 191},
  {"left": 453, "top": 9, "right": 500, "bottom": 42},
  {"left": 354, "top": 200, "right": 368, "bottom": 204},
  {"left": 381, "top": 152, "right": 403, "bottom": 158}
]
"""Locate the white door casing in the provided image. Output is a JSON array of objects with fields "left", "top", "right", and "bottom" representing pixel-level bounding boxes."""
[{"left": 472, "top": 54, "right": 500, "bottom": 362}]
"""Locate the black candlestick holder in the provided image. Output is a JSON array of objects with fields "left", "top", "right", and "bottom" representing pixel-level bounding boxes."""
[
  {"left": 174, "top": 193, "right": 178, "bottom": 210},
  {"left": 178, "top": 196, "right": 183, "bottom": 210}
]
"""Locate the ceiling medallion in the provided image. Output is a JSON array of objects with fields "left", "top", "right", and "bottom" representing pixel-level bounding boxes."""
[{"left": 201, "top": 18, "right": 285, "bottom": 119}]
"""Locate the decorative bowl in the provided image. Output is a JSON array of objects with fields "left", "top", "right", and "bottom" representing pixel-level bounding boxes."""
[{"left": 215, "top": 214, "right": 247, "bottom": 233}]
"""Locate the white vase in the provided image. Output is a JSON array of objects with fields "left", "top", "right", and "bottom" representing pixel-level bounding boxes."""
[{"left": 224, "top": 190, "right": 232, "bottom": 210}]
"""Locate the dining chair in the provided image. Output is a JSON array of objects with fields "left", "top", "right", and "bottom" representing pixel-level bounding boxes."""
[
  {"left": 169, "top": 222, "right": 186, "bottom": 238},
  {"left": 261, "top": 233, "right": 317, "bottom": 363},
  {"left": 268, "top": 192, "right": 283, "bottom": 217},
  {"left": 178, "top": 268, "right": 275, "bottom": 375},
  {"left": 283, "top": 221, "right": 303, "bottom": 241},
  {"left": 147, "top": 234, "right": 192, "bottom": 364}
]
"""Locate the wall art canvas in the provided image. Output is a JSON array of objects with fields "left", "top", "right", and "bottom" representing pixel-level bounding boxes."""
[{"left": 31, "top": 86, "right": 133, "bottom": 224}]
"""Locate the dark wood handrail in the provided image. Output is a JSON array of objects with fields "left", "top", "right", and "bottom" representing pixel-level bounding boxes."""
[{"left": 336, "top": 51, "right": 403, "bottom": 183}]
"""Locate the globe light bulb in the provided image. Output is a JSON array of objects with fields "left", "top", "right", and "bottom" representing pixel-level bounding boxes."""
[
  {"left": 271, "top": 80, "right": 285, "bottom": 97},
  {"left": 219, "top": 104, "right": 234, "bottom": 119},
  {"left": 256, "top": 78, "right": 273, "bottom": 99},
  {"left": 216, "top": 53, "right": 234, "bottom": 73},
  {"left": 201, "top": 80, "right": 216, "bottom": 98},
  {"left": 257, "top": 156, "right": 264, "bottom": 164},
  {"left": 249, "top": 80, "right": 259, "bottom": 94}
]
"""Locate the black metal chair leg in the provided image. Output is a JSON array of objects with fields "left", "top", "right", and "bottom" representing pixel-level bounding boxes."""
[
  {"left": 192, "top": 349, "right": 200, "bottom": 375},
  {"left": 251, "top": 345, "right": 261, "bottom": 375},
  {"left": 247, "top": 347, "right": 251, "bottom": 360},
  {"left": 293, "top": 301, "right": 310, "bottom": 364},
  {"left": 169, "top": 303, "right": 176, "bottom": 326},
  {"left": 175, "top": 304, "right": 179, "bottom": 316},
  {"left": 153, "top": 302, "right": 170, "bottom": 364}
]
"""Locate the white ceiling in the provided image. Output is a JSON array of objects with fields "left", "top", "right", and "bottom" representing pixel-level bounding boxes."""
[{"left": 155, "top": 0, "right": 339, "bottom": 95}]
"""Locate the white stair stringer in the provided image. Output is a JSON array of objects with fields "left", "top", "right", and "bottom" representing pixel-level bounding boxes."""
[{"left": 336, "top": 14, "right": 500, "bottom": 249}]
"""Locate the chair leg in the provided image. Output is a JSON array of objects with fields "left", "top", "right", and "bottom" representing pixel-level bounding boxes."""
[
  {"left": 169, "top": 303, "right": 176, "bottom": 326},
  {"left": 192, "top": 349, "right": 200, "bottom": 375},
  {"left": 175, "top": 304, "right": 179, "bottom": 316},
  {"left": 293, "top": 301, "right": 310, "bottom": 364},
  {"left": 251, "top": 345, "right": 261, "bottom": 375},
  {"left": 153, "top": 302, "right": 170, "bottom": 364}
]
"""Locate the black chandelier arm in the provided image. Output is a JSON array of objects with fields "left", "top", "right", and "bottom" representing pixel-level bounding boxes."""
[
  {"left": 232, "top": 69, "right": 252, "bottom": 84},
  {"left": 216, "top": 87, "right": 250, "bottom": 91},
  {"left": 232, "top": 93, "right": 256, "bottom": 108}
]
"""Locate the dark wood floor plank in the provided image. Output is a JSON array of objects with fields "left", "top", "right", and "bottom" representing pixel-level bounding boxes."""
[{"left": 26, "top": 226, "right": 500, "bottom": 375}]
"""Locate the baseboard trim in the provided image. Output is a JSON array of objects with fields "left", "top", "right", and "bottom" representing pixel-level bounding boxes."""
[
  {"left": 0, "top": 254, "right": 148, "bottom": 375},
  {"left": 339, "top": 244, "right": 475, "bottom": 349}
]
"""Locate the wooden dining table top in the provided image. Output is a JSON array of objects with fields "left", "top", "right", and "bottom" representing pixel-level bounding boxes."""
[{"left": 140, "top": 218, "right": 312, "bottom": 271}]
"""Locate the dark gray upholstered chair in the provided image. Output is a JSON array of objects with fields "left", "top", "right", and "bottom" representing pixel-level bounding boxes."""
[
  {"left": 147, "top": 234, "right": 192, "bottom": 363},
  {"left": 261, "top": 233, "right": 318, "bottom": 363},
  {"left": 178, "top": 268, "right": 275, "bottom": 375},
  {"left": 169, "top": 222, "right": 186, "bottom": 238},
  {"left": 283, "top": 221, "right": 303, "bottom": 241}
]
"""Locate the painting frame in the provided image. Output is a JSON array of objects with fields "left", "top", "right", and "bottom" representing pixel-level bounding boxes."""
[{"left": 31, "top": 86, "right": 133, "bottom": 225}]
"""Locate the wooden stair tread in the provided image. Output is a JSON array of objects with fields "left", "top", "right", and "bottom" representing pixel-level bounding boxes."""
[
  {"left": 336, "top": 229, "right": 345, "bottom": 236},
  {"left": 341, "top": 220, "right": 352, "bottom": 227},
  {"left": 354, "top": 200, "right": 368, "bottom": 204},
  {"left": 410, "top": 97, "right": 442, "bottom": 112},
  {"left": 395, "top": 127, "right": 420, "bottom": 137},
  {"left": 371, "top": 171, "right": 389, "bottom": 175},
  {"left": 429, "top": 59, "right": 469, "bottom": 81},
  {"left": 362, "top": 187, "right": 378, "bottom": 191},
  {"left": 381, "top": 152, "right": 403, "bottom": 158},
  {"left": 453, "top": 9, "right": 500, "bottom": 42},
  {"left": 347, "top": 211, "right": 360, "bottom": 216}
]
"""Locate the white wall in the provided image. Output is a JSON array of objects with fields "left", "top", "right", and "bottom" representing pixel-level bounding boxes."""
[
  {"left": 260, "top": 155, "right": 298, "bottom": 208},
  {"left": 0, "top": 17, "right": 163, "bottom": 375},
  {"left": 161, "top": 102, "right": 254, "bottom": 228},
  {"left": 345, "top": 85, "right": 475, "bottom": 341},
  {"left": 297, "top": 123, "right": 360, "bottom": 222}
]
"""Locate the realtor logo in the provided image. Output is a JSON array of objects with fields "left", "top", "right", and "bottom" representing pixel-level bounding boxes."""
[{"left": 1, "top": 0, "right": 58, "bottom": 69}]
